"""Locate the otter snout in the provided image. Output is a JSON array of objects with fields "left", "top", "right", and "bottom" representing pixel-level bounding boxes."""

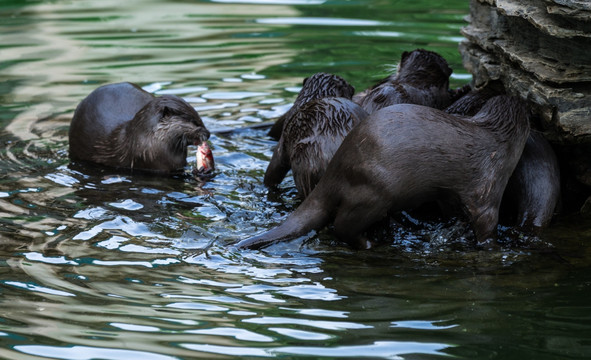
[{"left": 196, "top": 127, "right": 211, "bottom": 144}]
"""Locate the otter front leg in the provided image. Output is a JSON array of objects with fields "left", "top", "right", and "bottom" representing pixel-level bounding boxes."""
[{"left": 264, "top": 138, "right": 291, "bottom": 188}]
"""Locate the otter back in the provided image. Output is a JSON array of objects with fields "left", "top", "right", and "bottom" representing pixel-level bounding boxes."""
[{"left": 69, "top": 82, "right": 154, "bottom": 163}]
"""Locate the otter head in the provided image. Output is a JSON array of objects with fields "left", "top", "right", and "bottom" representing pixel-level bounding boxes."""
[
  {"left": 124, "top": 95, "right": 211, "bottom": 173},
  {"left": 397, "top": 49, "right": 453, "bottom": 88},
  {"left": 298, "top": 72, "right": 355, "bottom": 103},
  {"left": 289, "top": 73, "right": 356, "bottom": 115},
  {"left": 268, "top": 72, "right": 355, "bottom": 140}
]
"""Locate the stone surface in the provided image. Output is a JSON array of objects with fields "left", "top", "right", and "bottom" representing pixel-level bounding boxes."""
[
  {"left": 545, "top": 0, "right": 591, "bottom": 23},
  {"left": 460, "top": 0, "right": 591, "bottom": 203},
  {"left": 498, "top": 0, "right": 591, "bottom": 38},
  {"left": 460, "top": 0, "right": 591, "bottom": 144}
]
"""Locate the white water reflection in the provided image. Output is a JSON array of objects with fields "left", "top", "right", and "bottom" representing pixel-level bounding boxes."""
[
  {"left": 243, "top": 316, "right": 370, "bottom": 330},
  {"left": 212, "top": 0, "right": 325, "bottom": 4},
  {"left": 109, "top": 199, "right": 144, "bottom": 211},
  {"left": 23, "top": 252, "right": 77, "bottom": 266},
  {"left": 269, "top": 327, "right": 333, "bottom": 340},
  {"left": 186, "top": 327, "right": 274, "bottom": 342},
  {"left": 256, "top": 17, "right": 386, "bottom": 26},
  {"left": 201, "top": 91, "right": 271, "bottom": 100},
  {"left": 181, "top": 340, "right": 451, "bottom": 358},
  {"left": 3, "top": 281, "right": 76, "bottom": 297},
  {"left": 155, "top": 86, "right": 208, "bottom": 95},
  {"left": 72, "top": 216, "right": 168, "bottom": 241},
  {"left": 14, "top": 345, "right": 178, "bottom": 360}
]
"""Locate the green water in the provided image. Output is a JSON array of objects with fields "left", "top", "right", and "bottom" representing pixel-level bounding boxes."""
[{"left": 1, "top": 0, "right": 590, "bottom": 359}]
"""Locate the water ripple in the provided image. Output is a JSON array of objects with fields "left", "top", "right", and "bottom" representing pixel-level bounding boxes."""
[
  {"left": 256, "top": 17, "right": 385, "bottom": 26},
  {"left": 212, "top": 0, "right": 325, "bottom": 4},
  {"left": 181, "top": 340, "right": 451, "bottom": 358},
  {"left": 201, "top": 91, "right": 271, "bottom": 100},
  {"left": 186, "top": 327, "right": 274, "bottom": 342},
  {"left": 1, "top": 1, "right": 585, "bottom": 359},
  {"left": 243, "top": 316, "right": 371, "bottom": 330},
  {"left": 14, "top": 345, "right": 179, "bottom": 360},
  {"left": 3, "top": 281, "right": 76, "bottom": 297},
  {"left": 269, "top": 327, "right": 332, "bottom": 340}
]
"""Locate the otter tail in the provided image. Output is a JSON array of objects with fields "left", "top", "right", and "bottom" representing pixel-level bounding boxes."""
[{"left": 235, "top": 196, "right": 330, "bottom": 250}]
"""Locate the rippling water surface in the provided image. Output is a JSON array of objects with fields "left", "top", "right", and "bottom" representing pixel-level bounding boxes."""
[{"left": 1, "top": 1, "right": 591, "bottom": 359}]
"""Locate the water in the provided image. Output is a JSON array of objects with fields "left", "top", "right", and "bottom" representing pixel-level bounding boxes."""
[{"left": 1, "top": 0, "right": 590, "bottom": 359}]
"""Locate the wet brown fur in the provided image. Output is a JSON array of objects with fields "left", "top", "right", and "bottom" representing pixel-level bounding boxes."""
[
  {"left": 69, "top": 82, "right": 210, "bottom": 174},
  {"left": 237, "top": 96, "right": 530, "bottom": 250},
  {"left": 354, "top": 49, "right": 454, "bottom": 113},
  {"left": 264, "top": 97, "right": 368, "bottom": 198},
  {"left": 446, "top": 87, "right": 560, "bottom": 232},
  {"left": 268, "top": 73, "right": 355, "bottom": 140}
]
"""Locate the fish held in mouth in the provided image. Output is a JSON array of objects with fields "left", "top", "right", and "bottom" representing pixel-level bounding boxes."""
[{"left": 193, "top": 141, "right": 215, "bottom": 178}]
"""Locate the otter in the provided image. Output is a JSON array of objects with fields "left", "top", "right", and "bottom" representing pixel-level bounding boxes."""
[
  {"left": 237, "top": 96, "right": 530, "bottom": 250},
  {"left": 264, "top": 97, "right": 368, "bottom": 198},
  {"left": 502, "top": 131, "right": 561, "bottom": 231},
  {"left": 69, "top": 82, "right": 211, "bottom": 174},
  {"left": 444, "top": 86, "right": 499, "bottom": 116},
  {"left": 267, "top": 73, "right": 355, "bottom": 140},
  {"left": 445, "top": 87, "right": 560, "bottom": 233},
  {"left": 353, "top": 49, "right": 456, "bottom": 114}
]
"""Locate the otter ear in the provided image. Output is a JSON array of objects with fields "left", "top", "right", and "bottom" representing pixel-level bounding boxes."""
[
  {"left": 446, "top": 66, "right": 453, "bottom": 77},
  {"left": 400, "top": 51, "right": 410, "bottom": 62},
  {"left": 302, "top": 76, "right": 310, "bottom": 86},
  {"left": 160, "top": 105, "right": 177, "bottom": 118},
  {"left": 399, "top": 51, "right": 411, "bottom": 68},
  {"left": 346, "top": 83, "right": 355, "bottom": 97}
]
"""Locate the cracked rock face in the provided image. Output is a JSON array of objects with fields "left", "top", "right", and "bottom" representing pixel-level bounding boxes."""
[
  {"left": 460, "top": 0, "right": 591, "bottom": 198},
  {"left": 460, "top": 0, "right": 591, "bottom": 144},
  {"left": 545, "top": 0, "right": 591, "bottom": 23}
]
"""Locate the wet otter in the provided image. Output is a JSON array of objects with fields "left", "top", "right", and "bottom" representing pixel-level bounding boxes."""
[
  {"left": 69, "top": 82, "right": 211, "bottom": 174},
  {"left": 268, "top": 73, "right": 355, "bottom": 140},
  {"left": 444, "top": 86, "right": 499, "bottom": 116},
  {"left": 354, "top": 49, "right": 456, "bottom": 114},
  {"left": 445, "top": 87, "right": 560, "bottom": 233},
  {"left": 264, "top": 97, "right": 368, "bottom": 198},
  {"left": 237, "top": 96, "right": 530, "bottom": 250},
  {"left": 502, "top": 131, "right": 561, "bottom": 231}
]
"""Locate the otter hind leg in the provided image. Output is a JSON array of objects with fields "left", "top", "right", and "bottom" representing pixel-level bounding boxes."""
[
  {"left": 467, "top": 203, "right": 501, "bottom": 249},
  {"left": 332, "top": 193, "right": 391, "bottom": 249}
]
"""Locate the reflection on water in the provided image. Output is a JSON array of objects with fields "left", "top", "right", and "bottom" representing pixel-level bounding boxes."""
[{"left": 1, "top": 0, "right": 591, "bottom": 359}]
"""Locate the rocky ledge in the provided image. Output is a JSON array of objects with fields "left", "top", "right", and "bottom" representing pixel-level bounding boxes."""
[{"left": 459, "top": 0, "right": 591, "bottom": 212}]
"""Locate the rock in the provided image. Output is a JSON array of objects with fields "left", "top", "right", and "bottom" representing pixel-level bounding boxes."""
[
  {"left": 545, "top": 0, "right": 591, "bottom": 23},
  {"left": 580, "top": 196, "right": 591, "bottom": 217},
  {"left": 460, "top": 0, "right": 591, "bottom": 144},
  {"left": 459, "top": 0, "right": 591, "bottom": 206}
]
